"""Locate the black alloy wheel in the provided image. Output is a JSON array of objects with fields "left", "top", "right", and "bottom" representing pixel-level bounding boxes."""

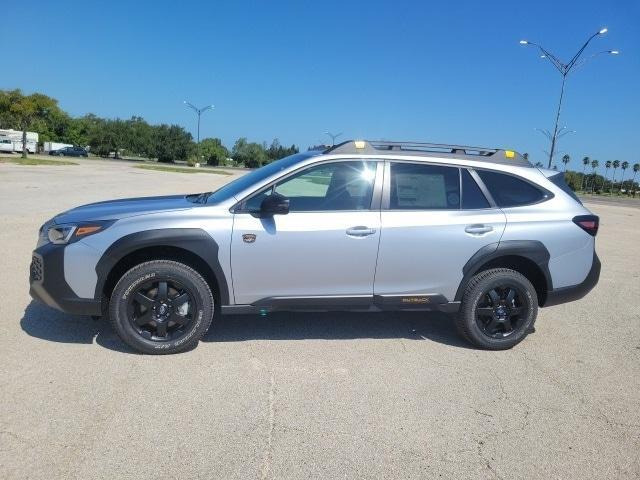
[
  {"left": 455, "top": 268, "right": 538, "bottom": 350},
  {"left": 475, "top": 285, "right": 526, "bottom": 338},
  {"left": 127, "top": 278, "right": 195, "bottom": 341},
  {"left": 110, "top": 260, "right": 215, "bottom": 354}
]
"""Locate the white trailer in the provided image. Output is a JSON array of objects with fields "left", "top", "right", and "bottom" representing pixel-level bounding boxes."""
[
  {"left": 0, "top": 137, "right": 14, "bottom": 153},
  {"left": 0, "top": 129, "right": 38, "bottom": 153}
]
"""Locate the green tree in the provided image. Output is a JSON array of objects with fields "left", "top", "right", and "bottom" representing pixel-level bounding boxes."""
[
  {"left": 88, "top": 118, "right": 128, "bottom": 158},
  {"left": 581, "top": 156, "right": 590, "bottom": 191},
  {"left": 632, "top": 163, "right": 640, "bottom": 192},
  {"left": 199, "top": 138, "right": 229, "bottom": 166},
  {"left": 612, "top": 160, "right": 621, "bottom": 192},
  {"left": 232, "top": 137, "right": 268, "bottom": 168},
  {"left": 124, "top": 116, "right": 154, "bottom": 157},
  {"left": 265, "top": 138, "right": 299, "bottom": 164},
  {"left": 151, "top": 124, "right": 194, "bottom": 163},
  {"left": 561, "top": 154, "right": 570, "bottom": 171},
  {"left": 620, "top": 161, "right": 629, "bottom": 191},
  {"left": 5, "top": 90, "right": 60, "bottom": 157},
  {"left": 590, "top": 160, "right": 599, "bottom": 193},
  {"left": 604, "top": 160, "right": 612, "bottom": 192}
]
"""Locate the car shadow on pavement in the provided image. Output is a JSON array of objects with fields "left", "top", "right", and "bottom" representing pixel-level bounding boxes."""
[
  {"left": 20, "top": 301, "right": 472, "bottom": 352},
  {"left": 203, "top": 310, "right": 473, "bottom": 349},
  {"left": 20, "top": 301, "right": 135, "bottom": 353}
]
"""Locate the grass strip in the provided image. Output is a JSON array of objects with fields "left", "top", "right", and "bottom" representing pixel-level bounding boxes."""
[
  {"left": 136, "top": 164, "right": 232, "bottom": 175},
  {"left": 0, "top": 157, "right": 78, "bottom": 166}
]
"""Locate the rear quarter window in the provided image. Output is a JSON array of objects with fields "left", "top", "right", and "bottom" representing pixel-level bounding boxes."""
[
  {"left": 477, "top": 170, "right": 548, "bottom": 207},
  {"left": 549, "top": 173, "right": 582, "bottom": 205}
]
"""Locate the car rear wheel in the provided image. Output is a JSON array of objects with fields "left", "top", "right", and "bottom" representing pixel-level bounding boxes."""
[
  {"left": 109, "top": 260, "right": 214, "bottom": 354},
  {"left": 456, "top": 268, "right": 537, "bottom": 350}
]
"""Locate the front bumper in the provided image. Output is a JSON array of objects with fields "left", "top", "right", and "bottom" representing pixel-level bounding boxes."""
[
  {"left": 543, "top": 253, "right": 601, "bottom": 307},
  {"left": 29, "top": 243, "right": 101, "bottom": 316}
]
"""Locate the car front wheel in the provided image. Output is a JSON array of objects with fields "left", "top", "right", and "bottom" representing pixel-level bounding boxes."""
[
  {"left": 455, "top": 268, "right": 537, "bottom": 350},
  {"left": 109, "top": 260, "right": 215, "bottom": 354}
]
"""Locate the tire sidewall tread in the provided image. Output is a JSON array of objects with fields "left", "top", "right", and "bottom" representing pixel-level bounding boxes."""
[
  {"left": 109, "top": 260, "right": 214, "bottom": 355},
  {"left": 456, "top": 268, "right": 538, "bottom": 350}
]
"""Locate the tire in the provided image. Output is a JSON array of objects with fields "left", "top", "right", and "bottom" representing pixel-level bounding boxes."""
[
  {"left": 455, "top": 268, "right": 537, "bottom": 350},
  {"left": 109, "top": 260, "right": 214, "bottom": 354}
]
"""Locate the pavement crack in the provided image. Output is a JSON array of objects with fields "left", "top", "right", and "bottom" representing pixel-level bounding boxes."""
[{"left": 260, "top": 371, "right": 276, "bottom": 480}]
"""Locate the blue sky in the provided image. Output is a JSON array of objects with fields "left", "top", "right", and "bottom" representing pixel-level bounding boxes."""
[{"left": 2, "top": 0, "right": 638, "bottom": 170}]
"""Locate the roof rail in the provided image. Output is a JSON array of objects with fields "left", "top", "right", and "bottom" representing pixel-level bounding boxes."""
[{"left": 324, "top": 140, "right": 530, "bottom": 166}]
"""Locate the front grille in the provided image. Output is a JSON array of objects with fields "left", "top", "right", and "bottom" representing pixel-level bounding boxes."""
[{"left": 30, "top": 255, "right": 43, "bottom": 282}]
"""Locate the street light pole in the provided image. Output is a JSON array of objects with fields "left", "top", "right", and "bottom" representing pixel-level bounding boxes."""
[
  {"left": 519, "top": 28, "right": 618, "bottom": 168},
  {"left": 324, "top": 131, "right": 343, "bottom": 146},
  {"left": 182, "top": 100, "right": 215, "bottom": 161}
]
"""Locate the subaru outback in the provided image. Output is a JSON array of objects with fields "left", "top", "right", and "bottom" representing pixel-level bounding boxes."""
[{"left": 29, "top": 140, "right": 600, "bottom": 354}]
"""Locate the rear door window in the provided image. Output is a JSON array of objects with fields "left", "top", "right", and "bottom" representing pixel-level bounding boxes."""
[
  {"left": 389, "top": 163, "right": 460, "bottom": 209},
  {"left": 477, "top": 170, "right": 547, "bottom": 207}
]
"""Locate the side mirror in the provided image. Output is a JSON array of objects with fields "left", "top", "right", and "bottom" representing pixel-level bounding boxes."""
[{"left": 260, "top": 192, "right": 290, "bottom": 217}]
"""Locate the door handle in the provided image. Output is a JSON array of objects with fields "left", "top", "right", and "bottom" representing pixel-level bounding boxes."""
[
  {"left": 346, "top": 226, "right": 377, "bottom": 237},
  {"left": 465, "top": 224, "right": 493, "bottom": 235}
]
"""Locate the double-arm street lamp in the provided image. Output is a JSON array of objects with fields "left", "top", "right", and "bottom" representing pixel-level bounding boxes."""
[
  {"left": 183, "top": 101, "right": 215, "bottom": 144},
  {"left": 324, "top": 131, "right": 343, "bottom": 146},
  {"left": 519, "top": 28, "right": 619, "bottom": 168}
]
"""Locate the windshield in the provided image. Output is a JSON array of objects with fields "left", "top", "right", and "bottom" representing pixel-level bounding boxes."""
[{"left": 207, "top": 151, "right": 321, "bottom": 203}]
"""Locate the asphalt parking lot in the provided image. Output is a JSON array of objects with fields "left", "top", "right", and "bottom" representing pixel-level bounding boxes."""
[{"left": 1, "top": 158, "right": 638, "bottom": 479}]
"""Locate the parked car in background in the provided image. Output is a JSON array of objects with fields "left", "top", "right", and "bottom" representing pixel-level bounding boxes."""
[
  {"left": 43, "top": 141, "right": 74, "bottom": 153},
  {"left": 49, "top": 146, "right": 89, "bottom": 157}
]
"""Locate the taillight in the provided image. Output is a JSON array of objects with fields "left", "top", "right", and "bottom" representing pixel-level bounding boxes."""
[{"left": 573, "top": 215, "right": 599, "bottom": 236}]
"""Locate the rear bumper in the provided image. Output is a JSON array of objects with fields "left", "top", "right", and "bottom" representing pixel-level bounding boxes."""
[
  {"left": 29, "top": 246, "right": 101, "bottom": 316},
  {"left": 543, "top": 253, "right": 600, "bottom": 307}
]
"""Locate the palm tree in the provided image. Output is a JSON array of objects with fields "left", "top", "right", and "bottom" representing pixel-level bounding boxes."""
[
  {"left": 612, "top": 160, "right": 621, "bottom": 193},
  {"left": 561, "top": 154, "right": 570, "bottom": 171},
  {"left": 581, "top": 156, "right": 590, "bottom": 191},
  {"left": 590, "top": 160, "right": 599, "bottom": 193},
  {"left": 633, "top": 163, "right": 640, "bottom": 194},
  {"left": 604, "top": 160, "right": 612, "bottom": 192},
  {"left": 620, "top": 161, "right": 629, "bottom": 193}
]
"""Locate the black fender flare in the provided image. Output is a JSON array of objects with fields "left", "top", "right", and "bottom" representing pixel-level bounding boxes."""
[
  {"left": 94, "top": 228, "right": 230, "bottom": 305},
  {"left": 454, "top": 240, "right": 552, "bottom": 302}
]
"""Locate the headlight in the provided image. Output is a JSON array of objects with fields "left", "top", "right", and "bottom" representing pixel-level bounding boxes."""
[
  {"left": 48, "top": 225, "right": 77, "bottom": 244},
  {"left": 41, "top": 221, "right": 113, "bottom": 246}
]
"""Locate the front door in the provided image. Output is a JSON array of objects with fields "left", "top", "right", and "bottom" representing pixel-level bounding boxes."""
[{"left": 231, "top": 160, "right": 382, "bottom": 305}]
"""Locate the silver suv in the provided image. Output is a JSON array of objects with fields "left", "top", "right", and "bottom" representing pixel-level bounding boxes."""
[{"left": 29, "top": 140, "right": 600, "bottom": 354}]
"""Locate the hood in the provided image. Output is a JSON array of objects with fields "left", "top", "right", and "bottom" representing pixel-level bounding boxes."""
[{"left": 54, "top": 194, "right": 198, "bottom": 224}]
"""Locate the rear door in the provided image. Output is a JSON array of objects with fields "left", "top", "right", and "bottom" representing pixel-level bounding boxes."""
[
  {"left": 374, "top": 161, "right": 506, "bottom": 302},
  {"left": 231, "top": 160, "right": 383, "bottom": 305}
]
